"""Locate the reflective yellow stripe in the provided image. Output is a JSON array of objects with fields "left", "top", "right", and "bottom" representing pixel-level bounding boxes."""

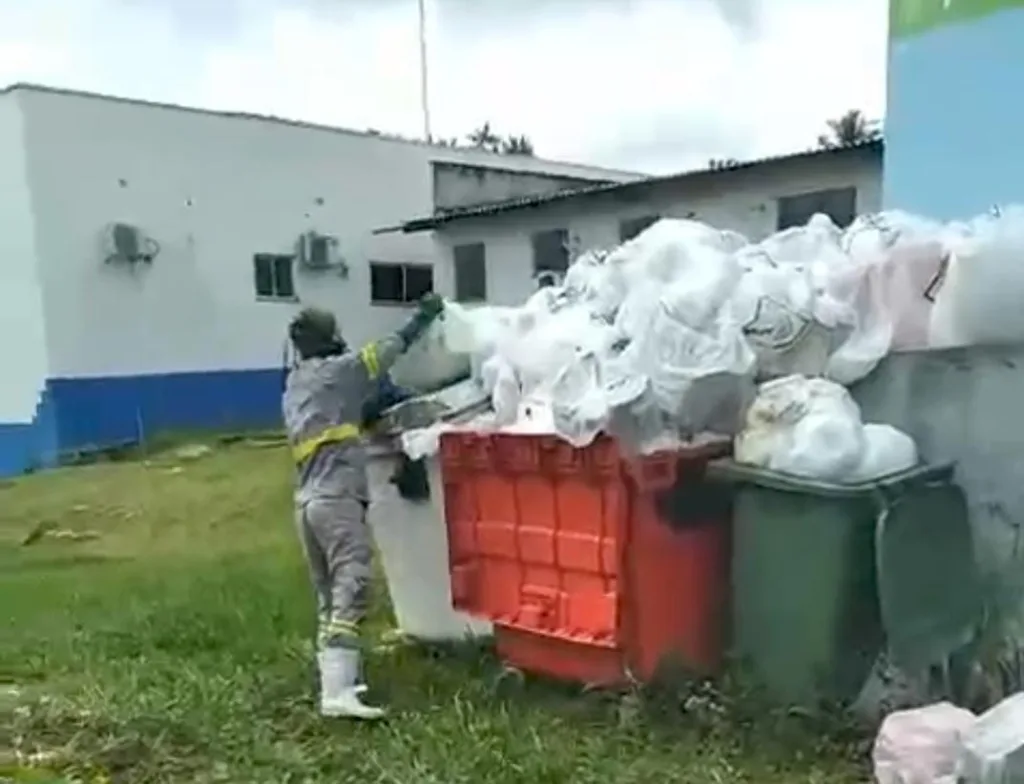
[
  {"left": 359, "top": 342, "right": 381, "bottom": 380},
  {"left": 292, "top": 422, "right": 361, "bottom": 464}
]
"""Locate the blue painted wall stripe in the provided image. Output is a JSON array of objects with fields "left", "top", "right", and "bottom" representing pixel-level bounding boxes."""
[
  {"left": 47, "top": 367, "right": 287, "bottom": 452},
  {"left": 0, "top": 367, "right": 287, "bottom": 475}
]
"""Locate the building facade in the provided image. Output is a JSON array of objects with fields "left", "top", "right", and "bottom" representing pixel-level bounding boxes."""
[
  {"left": 388, "top": 143, "right": 883, "bottom": 310},
  {"left": 0, "top": 84, "right": 639, "bottom": 475}
]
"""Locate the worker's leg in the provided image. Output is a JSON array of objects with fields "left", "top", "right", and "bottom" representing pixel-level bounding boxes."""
[
  {"left": 294, "top": 503, "right": 332, "bottom": 647},
  {"left": 317, "top": 496, "right": 373, "bottom": 646},
  {"left": 303, "top": 496, "right": 383, "bottom": 720}
]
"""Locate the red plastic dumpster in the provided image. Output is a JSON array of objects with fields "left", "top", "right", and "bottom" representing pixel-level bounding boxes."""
[{"left": 439, "top": 431, "right": 731, "bottom": 687}]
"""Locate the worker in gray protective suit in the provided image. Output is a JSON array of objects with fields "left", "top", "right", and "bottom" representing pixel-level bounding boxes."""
[{"left": 282, "top": 294, "right": 444, "bottom": 720}]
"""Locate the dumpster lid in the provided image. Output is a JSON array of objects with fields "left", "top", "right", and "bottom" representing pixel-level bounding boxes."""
[
  {"left": 368, "top": 379, "right": 491, "bottom": 456},
  {"left": 876, "top": 478, "right": 984, "bottom": 672},
  {"left": 706, "top": 459, "right": 956, "bottom": 499}
]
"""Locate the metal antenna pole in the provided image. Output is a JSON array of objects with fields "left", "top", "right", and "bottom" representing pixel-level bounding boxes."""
[{"left": 418, "top": 0, "right": 433, "bottom": 142}]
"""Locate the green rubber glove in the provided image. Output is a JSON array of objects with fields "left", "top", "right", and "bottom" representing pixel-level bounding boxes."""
[
  {"left": 418, "top": 293, "right": 444, "bottom": 322},
  {"left": 398, "top": 293, "right": 445, "bottom": 349}
]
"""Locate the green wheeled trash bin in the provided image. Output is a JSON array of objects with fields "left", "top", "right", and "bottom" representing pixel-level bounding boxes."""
[{"left": 708, "top": 460, "right": 982, "bottom": 709}]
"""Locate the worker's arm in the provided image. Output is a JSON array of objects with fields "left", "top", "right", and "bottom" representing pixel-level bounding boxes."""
[{"left": 349, "top": 293, "right": 445, "bottom": 401}]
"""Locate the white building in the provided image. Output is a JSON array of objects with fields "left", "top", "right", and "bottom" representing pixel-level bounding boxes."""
[
  {"left": 383, "top": 142, "right": 882, "bottom": 308},
  {"left": 0, "top": 84, "right": 641, "bottom": 475}
]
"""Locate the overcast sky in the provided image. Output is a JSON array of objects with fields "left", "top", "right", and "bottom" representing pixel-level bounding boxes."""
[{"left": 0, "top": 0, "right": 888, "bottom": 173}]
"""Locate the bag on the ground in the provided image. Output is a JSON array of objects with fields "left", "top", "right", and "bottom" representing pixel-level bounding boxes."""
[{"left": 872, "top": 701, "right": 975, "bottom": 784}]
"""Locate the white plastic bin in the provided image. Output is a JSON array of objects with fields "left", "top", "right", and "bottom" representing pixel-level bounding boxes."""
[{"left": 367, "top": 446, "right": 492, "bottom": 643}]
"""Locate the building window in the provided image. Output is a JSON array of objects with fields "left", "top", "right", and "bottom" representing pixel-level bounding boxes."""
[
  {"left": 253, "top": 254, "right": 296, "bottom": 300},
  {"left": 776, "top": 187, "right": 858, "bottom": 230},
  {"left": 619, "top": 215, "right": 659, "bottom": 242},
  {"left": 370, "top": 262, "right": 434, "bottom": 304},
  {"left": 453, "top": 242, "right": 487, "bottom": 302},
  {"left": 531, "top": 228, "right": 569, "bottom": 279}
]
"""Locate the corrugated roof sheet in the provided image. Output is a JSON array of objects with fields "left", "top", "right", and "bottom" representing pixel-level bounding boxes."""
[{"left": 386, "top": 139, "right": 883, "bottom": 234}]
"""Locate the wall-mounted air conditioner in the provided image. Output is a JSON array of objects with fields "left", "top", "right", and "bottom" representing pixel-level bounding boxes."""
[
  {"left": 297, "top": 231, "right": 348, "bottom": 277},
  {"left": 102, "top": 222, "right": 160, "bottom": 264}
]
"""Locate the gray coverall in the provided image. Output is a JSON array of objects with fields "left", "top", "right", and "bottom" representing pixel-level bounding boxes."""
[{"left": 282, "top": 335, "right": 404, "bottom": 649}]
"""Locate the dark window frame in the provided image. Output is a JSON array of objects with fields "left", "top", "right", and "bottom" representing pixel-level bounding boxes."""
[
  {"left": 776, "top": 187, "right": 858, "bottom": 230},
  {"left": 531, "top": 228, "right": 570, "bottom": 276},
  {"left": 453, "top": 242, "right": 487, "bottom": 302},
  {"left": 253, "top": 253, "right": 297, "bottom": 300},
  {"left": 619, "top": 214, "right": 660, "bottom": 243},
  {"left": 369, "top": 261, "right": 435, "bottom": 305}
]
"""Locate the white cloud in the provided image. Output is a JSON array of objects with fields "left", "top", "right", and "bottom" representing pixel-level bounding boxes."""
[{"left": 0, "top": 0, "right": 887, "bottom": 173}]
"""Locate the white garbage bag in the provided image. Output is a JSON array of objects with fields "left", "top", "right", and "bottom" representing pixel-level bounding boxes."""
[
  {"left": 872, "top": 702, "right": 975, "bottom": 784},
  {"left": 611, "top": 220, "right": 743, "bottom": 345},
  {"left": 842, "top": 210, "right": 945, "bottom": 261},
  {"left": 401, "top": 424, "right": 446, "bottom": 461},
  {"left": 849, "top": 423, "right": 919, "bottom": 482},
  {"left": 735, "top": 375, "right": 864, "bottom": 481},
  {"left": 506, "top": 306, "right": 617, "bottom": 402},
  {"left": 485, "top": 355, "right": 520, "bottom": 426},
  {"left": 732, "top": 256, "right": 835, "bottom": 380},
  {"left": 438, "top": 301, "right": 518, "bottom": 356},
  {"left": 759, "top": 212, "right": 846, "bottom": 269},
  {"left": 656, "top": 246, "right": 743, "bottom": 332},
  {"left": 550, "top": 352, "right": 610, "bottom": 447},
  {"left": 958, "top": 692, "right": 1024, "bottom": 784},
  {"left": 735, "top": 376, "right": 920, "bottom": 482},
  {"left": 615, "top": 279, "right": 663, "bottom": 343},
  {"left": 391, "top": 310, "right": 474, "bottom": 392},
  {"left": 930, "top": 207, "right": 1024, "bottom": 348},
  {"left": 779, "top": 404, "right": 866, "bottom": 480},
  {"left": 824, "top": 257, "right": 895, "bottom": 386},
  {"left": 562, "top": 248, "right": 616, "bottom": 308},
  {"left": 827, "top": 211, "right": 951, "bottom": 372},
  {"left": 639, "top": 304, "right": 756, "bottom": 435},
  {"left": 878, "top": 239, "right": 948, "bottom": 352}
]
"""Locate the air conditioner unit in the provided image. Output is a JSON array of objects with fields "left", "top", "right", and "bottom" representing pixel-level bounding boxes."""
[
  {"left": 102, "top": 222, "right": 158, "bottom": 264},
  {"left": 297, "top": 232, "right": 335, "bottom": 269}
]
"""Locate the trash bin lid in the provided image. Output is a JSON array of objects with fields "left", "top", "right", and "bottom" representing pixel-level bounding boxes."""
[
  {"left": 877, "top": 477, "right": 983, "bottom": 672},
  {"left": 705, "top": 459, "right": 955, "bottom": 498}
]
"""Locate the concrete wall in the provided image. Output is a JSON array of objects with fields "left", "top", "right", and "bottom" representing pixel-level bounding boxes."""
[
  {"left": 854, "top": 346, "right": 1024, "bottom": 581},
  {"left": 0, "top": 92, "right": 56, "bottom": 474},
  {"left": 3, "top": 85, "right": 638, "bottom": 463},
  {"left": 885, "top": 0, "right": 1024, "bottom": 218},
  {"left": 432, "top": 162, "right": 608, "bottom": 210},
  {"left": 430, "top": 149, "right": 882, "bottom": 308}
]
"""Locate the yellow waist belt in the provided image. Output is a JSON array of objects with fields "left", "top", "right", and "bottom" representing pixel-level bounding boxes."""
[{"left": 293, "top": 422, "right": 362, "bottom": 464}]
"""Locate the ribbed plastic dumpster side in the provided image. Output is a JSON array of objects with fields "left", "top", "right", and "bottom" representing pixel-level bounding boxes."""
[
  {"left": 439, "top": 431, "right": 732, "bottom": 687},
  {"left": 708, "top": 460, "right": 973, "bottom": 708}
]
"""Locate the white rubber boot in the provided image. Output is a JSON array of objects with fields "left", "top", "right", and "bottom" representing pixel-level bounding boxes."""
[{"left": 318, "top": 647, "right": 386, "bottom": 720}]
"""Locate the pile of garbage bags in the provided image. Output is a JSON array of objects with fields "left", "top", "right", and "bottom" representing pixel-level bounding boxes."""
[
  {"left": 873, "top": 695, "right": 1024, "bottom": 783},
  {"left": 405, "top": 206, "right": 1024, "bottom": 482}
]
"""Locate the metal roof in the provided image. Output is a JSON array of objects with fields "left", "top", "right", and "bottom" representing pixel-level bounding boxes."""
[{"left": 382, "top": 139, "right": 883, "bottom": 234}]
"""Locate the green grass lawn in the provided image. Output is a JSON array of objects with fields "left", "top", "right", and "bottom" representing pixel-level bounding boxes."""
[{"left": 0, "top": 438, "right": 869, "bottom": 783}]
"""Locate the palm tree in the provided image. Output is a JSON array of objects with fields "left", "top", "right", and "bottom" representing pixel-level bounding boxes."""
[
  {"left": 817, "top": 110, "right": 882, "bottom": 149},
  {"left": 467, "top": 122, "right": 501, "bottom": 151},
  {"left": 501, "top": 134, "right": 535, "bottom": 155}
]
